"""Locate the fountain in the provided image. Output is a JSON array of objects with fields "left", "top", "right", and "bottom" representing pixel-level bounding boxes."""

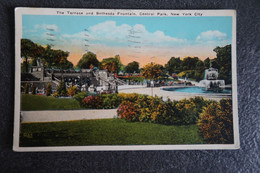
[{"left": 199, "top": 67, "right": 225, "bottom": 92}]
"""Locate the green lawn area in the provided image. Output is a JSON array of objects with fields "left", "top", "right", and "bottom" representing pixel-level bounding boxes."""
[
  {"left": 20, "top": 119, "right": 204, "bottom": 147},
  {"left": 21, "top": 94, "right": 81, "bottom": 110}
]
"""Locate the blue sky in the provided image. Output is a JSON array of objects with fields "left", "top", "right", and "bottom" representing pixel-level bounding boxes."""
[{"left": 22, "top": 15, "right": 232, "bottom": 66}]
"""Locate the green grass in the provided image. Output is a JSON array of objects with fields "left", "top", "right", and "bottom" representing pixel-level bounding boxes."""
[
  {"left": 20, "top": 119, "right": 204, "bottom": 147},
  {"left": 21, "top": 94, "right": 81, "bottom": 110}
]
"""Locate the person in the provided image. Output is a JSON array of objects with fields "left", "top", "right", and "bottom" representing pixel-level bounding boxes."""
[{"left": 151, "top": 80, "right": 154, "bottom": 87}]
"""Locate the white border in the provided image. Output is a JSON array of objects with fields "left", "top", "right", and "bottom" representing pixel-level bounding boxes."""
[{"left": 13, "top": 8, "right": 239, "bottom": 152}]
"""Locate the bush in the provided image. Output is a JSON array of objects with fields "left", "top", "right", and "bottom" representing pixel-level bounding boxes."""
[
  {"left": 101, "top": 94, "right": 123, "bottom": 109},
  {"left": 154, "top": 99, "right": 176, "bottom": 125},
  {"left": 56, "top": 80, "right": 67, "bottom": 96},
  {"left": 73, "top": 91, "right": 89, "bottom": 104},
  {"left": 174, "top": 99, "right": 198, "bottom": 125},
  {"left": 67, "top": 86, "right": 79, "bottom": 96},
  {"left": 117, "top": 93, "right": 141, "bottom": 102},
  {"left": 137, "top": 96, "right": 163, "bottom": 122},
  {"left": 82, "top": 95, "right": 102, "bottom": 109},
  {"left": 46, "top": 83, "right": 52, "bottom": 96},
  {"left": 117, "top": 101, "right": 139, "bottom": 121},
  {"left": 197, "top": 99, "right": 233, "bottom": 144}
]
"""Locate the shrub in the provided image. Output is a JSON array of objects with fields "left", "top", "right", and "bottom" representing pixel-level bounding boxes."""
[
  {"left": 154, "top": 99, "right": 176, "bottom": 125},
  {"left": 117, "top": 93, "right": 141, "bottom": 102},
  {"left": 189, "top": 96, "right": 207, "bottom": 113},
  {"left": 197, "top": 99, "right": 233, "bottom": 144},
  {"left": 117, "top": 101, "right": 139, "bottom": 121},
  {"left": 82, "top": 95, "right": 102, "bottom": 109},
  {"left": 67, "top": 86, "right": 79, "bottom": 96},
  {"left": 73, "top": 91, "right": 89, "bottom": 104},
  {"left": 24, "top": 82, "right": 29, "bottom": 94},
  {"left": 46, "top": 83, "right": 52, "bottom": 96},
  {"left": 137, "top": 96, "right": 163, "bottom": 122},
  {"left": 174, "top": 99, "right": 198, "bottom": 125},
  {"left": 56, "top": 80, "right": 67, "bottom": 96},
  {"left": 101, "top": 94, "right": 123, "bottom": 109}
]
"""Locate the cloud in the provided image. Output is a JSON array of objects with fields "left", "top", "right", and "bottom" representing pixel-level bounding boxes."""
[
  {"left": 35, "top": 24, "right": 59, "bottom": 31},
  {"left": 63, "top": 20, "right": 187, "bottom": 46},
  {"left": 196, "top": 30, "right": 227, "bottom": 41}
]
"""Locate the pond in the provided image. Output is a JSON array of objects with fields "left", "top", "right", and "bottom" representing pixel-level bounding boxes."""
[{"left": 162, "top": 87, "right": 232, "bottom": 94}]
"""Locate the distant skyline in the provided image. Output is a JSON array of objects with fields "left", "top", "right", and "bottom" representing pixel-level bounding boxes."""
[{"left": 22, "top": 15, "right": 232, "bottom": 67}]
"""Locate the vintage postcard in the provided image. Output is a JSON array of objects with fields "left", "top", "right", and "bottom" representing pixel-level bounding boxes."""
[{"left": 14, "top": 8, "right": 239, "bottom": 151}]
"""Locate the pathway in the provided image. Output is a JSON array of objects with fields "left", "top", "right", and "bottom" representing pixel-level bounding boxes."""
[{"left": 21, "top": 109, "right": 117, "bottom": 123}]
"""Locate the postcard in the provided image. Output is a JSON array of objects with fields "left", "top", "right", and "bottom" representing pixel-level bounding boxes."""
[{"left": 14, "top": 8, "right": 239, "bottom": 151}]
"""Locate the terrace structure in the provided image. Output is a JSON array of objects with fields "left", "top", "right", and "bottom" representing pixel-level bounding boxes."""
[{"left": 21, "top": 59, "right": 126, "bottom": 94}]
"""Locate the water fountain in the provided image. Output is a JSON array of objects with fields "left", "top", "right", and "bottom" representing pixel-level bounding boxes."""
[{"left": 199, "top": 67, "right": 225, "bottom": 92}]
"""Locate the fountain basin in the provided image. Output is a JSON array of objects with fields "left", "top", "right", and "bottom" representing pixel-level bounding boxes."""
[{"left": 162, "top": 86, "right": 232, "bottom": 94}]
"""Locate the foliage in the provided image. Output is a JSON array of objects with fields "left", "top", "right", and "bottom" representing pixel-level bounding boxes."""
[
  {"left": 73, "top": 91, "right": 89, "bottom": 105},
  {"left": 82, "top": 95, "right": 103, "bottom": 109},
  {"left": 213, "top": 44, "right": 232, "bottom": 84},
  {"left": 21, "top": 39, "right": 73, "bottom": 71},
  {"left": 182, "top": 57, "right": 200, "bottom": 71},
  {"left": 101, "top": 94, "right": 123, "bottom": 109},
  {"left": 76, "top": 52, "right": 99, "bottom": 69},
  {"left": 125, "top": 61, "right": 140, "bottom": 73},
  {"left": 67, "top": 86, "right": 79, "bottom": 96},
  {"left": 20, "top": 119, "right": 204, "bottom": 147},
  {"left": 204, "top": 57, "right": 211, "bottom": 69},
  {"left": 117, "top": 101, "right": 139, "bottom": 121},
  {"left": 197, "top": 99, "right": 233, "bottom": 144},
  {"left": 46, "top": 83, "right": 52, "bottom": 96},
  {"left": 165, "top": 57, "right": 182, "bottom": 74},
  {"left": 141, "top": 62, "right": 163, "bottom": 81},
  {"left": 41, "top": 45, "right": 73, "bottom": 69},
  {"left": 56, "top": 80, "right": 67, "bottom": 97},
  {"left": 154, "top": 99, "right": 176, "bottom": 125},
  {"left": 174, "top": 99, "right": 198, "bottom": 125},
  {"left": 21, "top": 94, "right": 81, "bottom": 111},
  {"left": 116, "top": 95, "right": 211, "bottom": 125},
  {"left": 117, "top": 93, "right": 141, "bottom": 102},
  {"left": 137, "top": 96, "right": 164, "bottom": 122},
  {"left": 24, "top": 82, "right": 29, "bottom": 94},
  {"left": 21, "top": 39, "right": 45, "bottom": 72},
  {"left": 101, "top": 55, "right": 123, "bottom": 73}
]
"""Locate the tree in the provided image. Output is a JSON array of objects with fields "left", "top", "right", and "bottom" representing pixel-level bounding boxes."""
[
  {"left": 41, "top": 45, "right": 73, "bottom": 69},
  {"left": 165, "top": 57, "right": 182, "bottom": 74},
  {"left": 76, "top": 52, "right": 99, "bottom": 69},
  {"left": 56, "top": 80, "right": 67, "bottom": 96},
  {"left": 125, "top": 61, "right": 140, "bottom": 73},
  {"left": 213, "top": 44, "right": 232, "bottom": 84},
  {"left": 197, "top": 99, "right": 233, "bottom": 144},
  {"left": 194, "top": 60, "right": 205, "bottom": 81},
  {"left": 182, "top": 57, "right": 199, "bottom": 71},
  {"left": 21, "top": 39, "right": 44, "bottom": 72},
  {"left": 204, "top": 57, "right": 211, "bottom": 69},
  {"left": 24, "top": 82, "right": 29, "bottom": 94},
  {"left": 67, "top": 86, "right": 79, "bottom": 96},
  {"left": 46, "top": 83, "right": 52, "bottom": 96},
  {"left": 101, "top": 55, "right": 123, "bottom": 73},
  {"left": 141, "top": 62, "right": 162, "bottom": 81}
]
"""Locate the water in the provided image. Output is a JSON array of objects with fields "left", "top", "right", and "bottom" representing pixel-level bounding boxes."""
[{"left": 163, "top": 87, "right": 232, "bottom": 94}]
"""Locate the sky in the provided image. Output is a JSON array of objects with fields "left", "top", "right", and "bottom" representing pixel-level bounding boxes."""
[{"left": 22, "top": 15, "right": 232, "bottom": 67}]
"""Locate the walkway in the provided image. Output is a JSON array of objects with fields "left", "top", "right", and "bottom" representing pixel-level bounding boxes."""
[{"left": 21, "top": 109, "right": 117, "bottom": 123}]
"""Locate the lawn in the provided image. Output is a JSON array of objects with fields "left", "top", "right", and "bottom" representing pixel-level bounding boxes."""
[
  {"left": 21, "top": 94, "right": 81, "bottom": 110},
  {"left": 20, "top": 119, "right": 204, "bottom": 147}
]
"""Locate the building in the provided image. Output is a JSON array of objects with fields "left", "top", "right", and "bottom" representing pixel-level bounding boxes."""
[{"left": 21, "top": 60, "right": 126, "bottom": 94}]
